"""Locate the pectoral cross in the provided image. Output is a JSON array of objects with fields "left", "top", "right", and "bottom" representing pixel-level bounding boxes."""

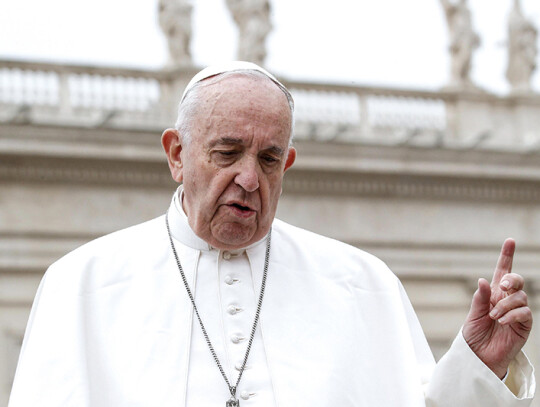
[{"left": 226, "top": 397, "right": 240, "bottom": 407}]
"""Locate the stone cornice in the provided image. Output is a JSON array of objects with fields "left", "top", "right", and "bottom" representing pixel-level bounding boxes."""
[
  {"left": 2, "top": 152, "right": 540, "bottom": 204},
  {"left": 283, "top": 169, "right": 540, "bottom": 203},
  {"left": 2, "top": 124, "right": 540, "bottom": 202},
  {"left": 0, "top": 123, "right": 164, "bottom": 159},
  {"left": 293, "top": 140, "right": 540, "bottom": 180},
  {"left": 0, "top": 153, "right": 175, "bottom": 187}
]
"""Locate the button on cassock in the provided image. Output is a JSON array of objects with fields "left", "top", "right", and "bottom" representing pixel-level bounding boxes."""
[
  {"left": 241, "top": 391, "right": 256, "bottom": 400},
  {"left": 230, "top": 334, "right": 245, "bottom": 344},
  {"left": 227, "top": 305, "right": 242, "bottom": 315},
  {"left": 223, "top": 251, "right": 232, "bottom": 260}
]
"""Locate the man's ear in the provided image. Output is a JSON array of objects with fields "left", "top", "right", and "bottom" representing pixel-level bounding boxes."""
[
  {"left": 283, "top": 147, "right": 296, "bottom": 173},
  {"left": 161, "top": 128, "right": 184, "bottom": 183},
  {"left": 280, "top": 147, "right": 296, "bottom": 196}
]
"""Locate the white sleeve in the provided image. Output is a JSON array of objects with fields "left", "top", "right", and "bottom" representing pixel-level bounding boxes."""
[
  {"left": 424, "top": 330, "right": 535, "bottom": 406},
  {"left": 397, "top": 280, "right": 535, "bottom": 406}
]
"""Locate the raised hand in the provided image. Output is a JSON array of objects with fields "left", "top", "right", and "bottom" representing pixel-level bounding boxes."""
[{"left": 462, "top": 238, "right": 532, "bottom": 379}]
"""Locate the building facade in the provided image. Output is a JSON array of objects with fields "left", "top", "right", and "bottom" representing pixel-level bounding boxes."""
[{"left": 1, "top": 58, "right": 540, "bottom": 405}]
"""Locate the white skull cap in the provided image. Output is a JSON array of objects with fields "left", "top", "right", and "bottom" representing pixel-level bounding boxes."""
[{"left": 180, "top": 61, "right": 288, "bottom": 103}]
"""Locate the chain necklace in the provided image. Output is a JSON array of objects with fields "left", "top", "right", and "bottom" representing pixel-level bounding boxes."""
[{"left": 165, "top": 210, "right": 271, "bottom": 407}]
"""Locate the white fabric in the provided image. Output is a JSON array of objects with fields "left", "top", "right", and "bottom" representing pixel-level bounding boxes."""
[
  {"left": 9, "top": 190, "right": 535, "bottom": 406},
  {"left": 171, "top": 191, "right": 277, "bottom": 404},
  {"left": 425, "top": 330, "right": 535, "bottom": 406}
]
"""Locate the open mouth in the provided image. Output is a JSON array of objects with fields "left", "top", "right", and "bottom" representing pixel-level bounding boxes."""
[
  {"left": 227, "top": 202, "right": 255, "bottom": 217},
  {"left": 231, "top": 203, "right": 251, "bottom": 211}
]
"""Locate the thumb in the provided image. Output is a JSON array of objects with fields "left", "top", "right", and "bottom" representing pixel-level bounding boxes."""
[{"left": 467, "top": 278, "right": 492, "bottom": 320}]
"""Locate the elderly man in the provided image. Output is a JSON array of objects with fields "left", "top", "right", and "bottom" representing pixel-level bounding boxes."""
[{"left": 9, "top": 62, "right": 535, "bottom": 407}]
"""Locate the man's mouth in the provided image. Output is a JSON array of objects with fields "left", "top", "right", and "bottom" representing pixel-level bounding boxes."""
[
  {"left": 231, "top": 203, "right": 251, "bottom": 211},
  {"left": 227, "top": 202, "right": 256, "bottom": 218}
]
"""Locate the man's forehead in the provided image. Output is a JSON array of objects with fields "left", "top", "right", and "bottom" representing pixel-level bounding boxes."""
[
  {"left": 196, "top": 74, "right": 292, "bottom": 122},
  {"left": 200, "top": 73, "right": 279, "bottom": 97},
  {"left": 181, "top": 61, "right": 289, "bottom": 103}
]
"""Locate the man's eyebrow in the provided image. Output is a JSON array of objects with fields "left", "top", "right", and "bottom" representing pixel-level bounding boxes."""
[
  {"left": 208, "top": 137, "right": 244, "bottom": 148},
  {"left": 208, "top": 138, "right": 284, "bottom": 156},
  {"left": 264, "top": 146, "right": 284, "bottom": 156}
]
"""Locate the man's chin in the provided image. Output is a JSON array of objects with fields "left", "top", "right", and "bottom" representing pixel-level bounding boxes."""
[{"left": 210, "top": 223, "right": 261, "bottom": 249}]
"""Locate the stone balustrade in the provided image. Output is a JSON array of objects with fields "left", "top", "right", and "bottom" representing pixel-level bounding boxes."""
[
  {"left": 0, "top": 60, "right": 163, "bottom": 109},
  {"left": 0, "top": 59, "right": 198, "bottom": 130},
  {"left": 2, "top": 58, "right": 540, "bottom": 152}
]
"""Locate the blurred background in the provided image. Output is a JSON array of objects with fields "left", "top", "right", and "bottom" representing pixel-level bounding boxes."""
[{"left": 1, "top": 0, "right": 540, "bottom": 405}]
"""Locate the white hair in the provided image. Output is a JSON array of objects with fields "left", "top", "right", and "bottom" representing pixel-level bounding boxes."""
[{"left": 174, "top": 70, "right": 295, "bottom": 146}]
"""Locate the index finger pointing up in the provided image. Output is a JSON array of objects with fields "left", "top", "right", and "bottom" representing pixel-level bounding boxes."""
[{"left": 492, "top": 238, "right": 516, "bottom": 287}]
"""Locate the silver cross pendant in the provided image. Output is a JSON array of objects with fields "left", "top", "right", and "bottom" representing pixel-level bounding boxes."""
[{"left": 226, "top": 397, "right": 240, "bottom": 407}]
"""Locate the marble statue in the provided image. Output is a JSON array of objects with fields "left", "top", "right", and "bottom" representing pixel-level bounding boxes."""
[
  {"left": 440, "top": 0, "right": 480, "bottom": 88},
  {"left": 226, "top": 0, "right": 272, "bottom": 65},
  {"left": 159, "top": 0, "right": 193, "bottom": 67},
  {"left": 506, "top": 0, "right": 538, "bottom": 94}
]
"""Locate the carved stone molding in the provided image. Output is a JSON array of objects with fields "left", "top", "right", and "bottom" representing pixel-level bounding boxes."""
[
  {"left": 283, "top": 170, "right": 540, "bottom": 203},
  {"left": 0, "top": 154, "right": 175, "bottom": 187},
  {"left": 2, "top": 150, "right": 540, "bottom": 204}
]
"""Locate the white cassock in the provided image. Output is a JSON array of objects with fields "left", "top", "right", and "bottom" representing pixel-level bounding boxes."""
[{"left": 9, "top": 189, "right": 535, "bottom": 406}]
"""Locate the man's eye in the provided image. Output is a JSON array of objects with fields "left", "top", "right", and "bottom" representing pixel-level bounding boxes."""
[
  {"left": 218, "top": 151, "right": 237, "bottom": 157},
  {"left": 261, "top": 155, "right": 278, "bottom": 163}
]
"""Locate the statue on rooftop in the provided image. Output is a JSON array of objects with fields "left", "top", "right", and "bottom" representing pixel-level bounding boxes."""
[
  {"left": 158, "top": 0, "right": 193, "bottom": 67},
  {"left": 226, "top": 0, "right": 272, "bottom": 66},
  {"left": 506, "top": 0, "right": 538, "bottom": 94},
  {"left": 440, "top": 0, "right": 480, "bottom": 89}
]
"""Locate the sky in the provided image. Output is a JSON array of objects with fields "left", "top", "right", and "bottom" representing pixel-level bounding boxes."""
[{"left": 0, "top": 0, "right": 539, "bottom": 95}]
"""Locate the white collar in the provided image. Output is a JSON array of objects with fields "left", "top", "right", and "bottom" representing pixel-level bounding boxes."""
[{"left": 167, "top": 186, "right": 268, "bottom": 253}]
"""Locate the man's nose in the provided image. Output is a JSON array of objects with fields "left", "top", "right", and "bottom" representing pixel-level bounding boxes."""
[{"left": 234, "top": 159, "right": 260, "bottom": 192}]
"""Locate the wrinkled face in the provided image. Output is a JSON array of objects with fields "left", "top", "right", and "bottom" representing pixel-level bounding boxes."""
[{"left": 175, "top": 75, "right": 295, "bottom": 249}]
